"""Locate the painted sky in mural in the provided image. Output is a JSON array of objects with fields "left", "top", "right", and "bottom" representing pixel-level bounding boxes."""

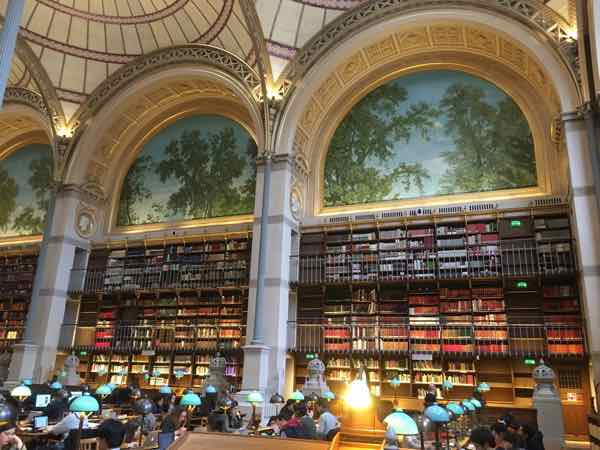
[
  {"left": 117, "top": 115, "right": 257, "bottom": 226},
  {"left": 324, "top": 70, "right": 537, "bottom": 208},
  {"left": 0, "top": 143, "right": 53, "bottom": 237}
]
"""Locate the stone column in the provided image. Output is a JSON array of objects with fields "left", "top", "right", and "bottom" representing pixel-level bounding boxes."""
[
  {"left": 242, "top": 154, "right": 296, "bottom": 400},
  {"left": 0, "top": 0, "right": 25, "bottom": 108},
  {"left": 532, "top": 362, "right": 565, "bottom": 450},
  {"left": 562, "top": 111, "right": 600, "bottom": 388},
  {"left": 5, "top": 186, "right": 90, "bottom": 386}
]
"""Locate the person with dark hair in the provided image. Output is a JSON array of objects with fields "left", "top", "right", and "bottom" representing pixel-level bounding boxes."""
[
  {"left": 507, "top": 421, "right": 525, "bottom": 450},
  {"left": 0, "top": 405, "right": 25, "bottom": 450},
  {"left": 424, "top": 384, "right": 437, "bottom": 408},
  {"left": 45, "top": 391, "right": 68, "bottom": 421},
  {"left": 123, "top": 420, "right": 141, "bottom": 448},
  {"left": 276, "top": 415, "right": 302, "bottom": 439},
  {"left": 97, "top": 419, "right": 126, "bottom": 450},
  {"left": 207, "top": 401, "right": 230, "bottom": 433},
  {"left": 280, "top": 400, "right": 295, "bottom": 420},
  {"left": 159, "top": 406, "right": 187, "bottom": 450},
  {"left": 492, "top": 423, "right": 520, "bottom": 450},
  {"left": 296, "top": 404, "right": 316, "bottom": 439},
  {"left": 316, "top": 400, "right": 338, "bottom": 440},
  {"left": 469, "top": 426, "right": 495, "bottom": 450},
  {"left": 519, "top": 424, "right": 545, "bottom": 450}
]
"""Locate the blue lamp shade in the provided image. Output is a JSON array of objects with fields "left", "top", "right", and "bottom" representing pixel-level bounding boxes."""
[
  {"left": 247, "top": 391, "right": 264, "bottom": 404},
  {"left": 446, "top": 402, "right": 464, "bottom": 416},
  {"left": 323, "top": 391, "right": 335, "bottom": 401},
  {"left": 180, "top": 392, "right": 202, "bottom": 407},
  {"left": 22, "top": 379, "right": 33, "bottom": 386},
  {"left": 70, "top": 393, "right": 100, "bottom": 413},
  {"left": 290, "top": 391, "right": 305, "bottom": 401},
  {"left": 11, "top": 384, "right": 32, "bottom": 399},
  {"left": 384, "top": 410, "right": 419, "bottom": 435},
  {"left": 205, "top": 385, "right": 217, "bottom": 394},
  {"left": 477, "top": 382, "right": 491, "bottom": 392},
  {"left": 50, "top": 381, "right": 63, "bottom": 390},
  {"left": 106, "top": 383, "right": 117, "bottom": 391},
  {"left": 159, "top": 386, "right": 172, "bottom": 395},
  {"left": 442, "top": 380, "right": 453, "bottom": 390},
  {"left": 389, "top": 378, "right": 402, "bottom": 388},
  {"left": 424, "top": 405, "right": 450, "bottom": 423},
  {"left": 462, "top": 400, "right": 476, "bottom": 411},
  {"left": 95, "top": 385, "right": 112, "bottom": 396},
  {"left": 470, "top": 398, "right": 482, "bottom": 409}
]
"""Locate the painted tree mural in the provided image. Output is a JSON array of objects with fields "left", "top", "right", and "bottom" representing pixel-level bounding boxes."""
[
  {"left": 323, "top": 70, "right": 537, "bottom": 208},
  {"left": 0, "top": 144, "right": 53, "bottom": 237},
  {"left": 117, "top": 115, "right": 257, "bottom": 227}
]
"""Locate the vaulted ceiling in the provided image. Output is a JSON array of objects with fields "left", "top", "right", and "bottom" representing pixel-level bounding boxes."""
[{"left": 4, "top": 0, "right": 575, "bottom": 121}]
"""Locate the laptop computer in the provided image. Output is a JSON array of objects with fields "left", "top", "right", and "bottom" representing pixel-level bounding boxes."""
[
  {"left": 35, "top": 394, "right": 51, "bottom": 409},
  {"left": 34, "top": 415, "right": 48, "bottom": 431}
]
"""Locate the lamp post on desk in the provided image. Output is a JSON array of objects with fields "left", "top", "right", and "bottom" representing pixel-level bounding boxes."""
[
  {"left": 247, "top": 391, "right": 264, "bottom": 432},
  {"left": 383, "top": 409, "right": 419, "bottom": 450},
  {"left": 179, "top": 392, "right": 201, "bottom": 430},
  {"left": 70, "top": 392, "right": 100, "bottom": 450},
  {"left": 10, "top": 383, "right": 31, "bottom": 420}
]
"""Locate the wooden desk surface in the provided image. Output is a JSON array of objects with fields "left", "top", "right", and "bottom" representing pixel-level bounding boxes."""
[{"left": 171, "top": 431, "right": 330, "bottom": 450}]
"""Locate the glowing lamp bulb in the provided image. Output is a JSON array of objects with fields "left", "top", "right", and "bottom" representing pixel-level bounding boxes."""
[{"left": 345, "top": 378, "right": 371, "bottom": 410}]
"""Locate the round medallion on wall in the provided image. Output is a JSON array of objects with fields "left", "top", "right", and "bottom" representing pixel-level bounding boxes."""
[
  {"left": 290, "top": 188, "right": 303, "bottom": 221},
  {"left": 75, "top": 205, "right": 96, "bottom": 238}
]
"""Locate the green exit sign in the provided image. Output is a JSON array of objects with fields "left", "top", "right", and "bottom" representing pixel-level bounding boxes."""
[
  {"left": 516, "top": 281, "right": 528, "bottom": 289},
  {"left": 511, "top": 219, "right": 522, "bottom": 228},
  {"left": 306, "top": 353, "right": 317, "bottom": 360},
  {"left": 80, "top": 351, "right": 87, "bottom": 356},
  {"left": 524, "top": 358, "right": 536, "bottom": 365}
]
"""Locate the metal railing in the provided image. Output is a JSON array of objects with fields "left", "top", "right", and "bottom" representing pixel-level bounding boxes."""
[
  {"left": 286, "top": 321, "right": 586, "bottom": 358},
  {"left": 70, "top": 263, "right": 249, "bottom": 293},
  {"left": 292, "top": 239, "right": 576, "bottom": 284},
  {"left": 60, "top": 323, "right": 246, "bottom": 353}
]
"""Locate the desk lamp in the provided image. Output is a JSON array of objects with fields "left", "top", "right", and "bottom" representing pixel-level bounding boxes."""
[
  {"left": 383, "top": 409, "right": 419, "bottom": 450},
  {"left": 247, "top": 391, "right": 264, "bottom": 432},
  {"left": 269, "top": 393, "right": 284, "bottom": 415},
  {"left": 462, "top": 400, "right": 476, "bottom": 431},
  {"left": 50, "top": 381, "right": 62, "bottom": 391},
  {"left": 95, "top": 384, "right": 112, "bottom": 403},
  {"left": 446, "top": 402, "right": 464, "bottom": 445},
  {"left": 322, "top": 391, "right": 335, "bottom": 401},
  {"left": 159, "top": 386, "right": 172, "bottom": 395},
  {"left": 205, "top": 385, "right": 217, "bottom": 395},
  {"left": 424, "top": 404, "right": 450, "bottom": 450},
  {"left": 70, "top": 392, "right": 100, "bottom": 450},
  {"left": 289, "top": 391, "right": 304, "bottom": 402},
  {"left": 179, "top": 392, "right": 201, "bottom": 429},
  {"left": 10, "top": 383, "right": 31, "bottom": 419}
]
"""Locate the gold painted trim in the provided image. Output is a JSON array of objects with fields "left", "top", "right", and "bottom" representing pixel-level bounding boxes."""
[
  {"left": 108, "top": 102, "right": 258, "bottom": 235},
  {"left": 313, "top": 58, "right": 557, "bottom": 216}
]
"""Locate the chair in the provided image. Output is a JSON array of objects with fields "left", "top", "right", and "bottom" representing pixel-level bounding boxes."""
[{"left": 79, "top": 438, "right": 98, "bottom": 450}]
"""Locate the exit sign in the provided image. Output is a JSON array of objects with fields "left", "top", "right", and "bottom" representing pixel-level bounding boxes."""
[
  {"left": 524, "top": 358, "right": 536, "bottom": 365},
  {"left": 511, "top": 220, "right": 522, "bottom": 228},
  {"left": 516, "top": 281, "right": 528, "bottom": 289}
]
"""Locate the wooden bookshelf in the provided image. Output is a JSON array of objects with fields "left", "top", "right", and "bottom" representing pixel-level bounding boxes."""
[{"left": 0, "top": 247, "right": 39, "bottom": 351}]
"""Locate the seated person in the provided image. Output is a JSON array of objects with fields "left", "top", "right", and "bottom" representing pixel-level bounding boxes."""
[
  {"left": 45, "top": 392, "right": 68, "bottom": 422},
  {"left": 296, "top": 404, "right": 316, "bottom": 440},
  {"left": 316, "top": 400, "right": 338, "bottom": 440},
  {"left": 0, "top": 415, "right": 25, "bottom": 450},
  {"left": 123, "top": 420, "right": 142, "bottom": 448},
  {"left": 97, "top": 419, "right": 126, "bottom": 450},
  {"left": 159, "top": 406, "right": 187, "bottom": 450},
  {"left": 207, "top": 402, "right": 230, "bottom": 433},
  {"left": 469, "top": 427, "right": 495, "bottom": 450},
  {"left": 277, "top": 414, "right": 303, "bottom": 439},
  {"left": 48, "top": 410, "right": 89, "bottom": 438},
  {"left": 227, "top": 404, "right": 243, "bottom": 430}
]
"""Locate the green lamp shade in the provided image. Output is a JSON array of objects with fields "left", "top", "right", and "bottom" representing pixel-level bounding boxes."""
[
  {"left": 462, "top": 400, "right": 476, "bottom": 411},
  {"left": 442, "top": 380, "right": 453, "bottom": 390},
  {"left": 106, "top": 383, "right": 117, "bottom": 391},
  {"left": 247, "top": 391, "right": 264, "bottom": 404},
  {"left": 50, "top": 381, "right": 62, "bottom": 390},
  {"left": 424, "top": 405, "right": 450, "bottom": 423},
  {"left": 159, "top": 386, "right": 172, "bottom": 395},
  {"left": 70, "top": 393, "right": 100, "bottom": 413},
  {"left": 478, "top": 382, "right": 491, "bottom": 392},
  {"left": 11, "top": 385, "right": 32, "bottom": 399},
  {"left": 180, "top": 392, "right": 202, "bottom": 407},
  {"left": 22, "top": 379, "right": 33, "bottom": 386},
  {"left": 95, "top": 385, "right": 112, "bottom": 396},
  {"left": 206, "top": 385, "right": 217, "bottom": 394},
  {"left": 446, "top": 402, "right": 464, "bottom": 416},
  {"left": 290, "top": 391, "right": 304, "bottom": 401},
  {"left": 389, "top": 378, "right": 402, "bottom": 388},
  {"left": 470, "top": 398, "right": 482, "bottom": 409},
  {"left": 384, "top": 410, "right": 419, "bottom": 435},
  {"left": 322, "top": 391, "right": 335, "bottom": 401}
]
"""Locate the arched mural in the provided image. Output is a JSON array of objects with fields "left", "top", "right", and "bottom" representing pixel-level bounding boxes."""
[
  {"left": 117, "top": 115, "right": 257, "bottom": 227},
  {"left": 0, "top": 143, "right": 53, "bottom": 237},
  {"left": 323, "top": 70, "right": 537, "bottom": 208}
]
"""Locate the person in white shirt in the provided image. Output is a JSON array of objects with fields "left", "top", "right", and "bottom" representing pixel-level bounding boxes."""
[
  {"left": 97, "top": 419, "right": 126, "bottom": 450},
  {"left": 49, "top": 412, "right": 89, "bottom": 438},
  {"left": 316, "top": 401, "right": 339, "bottom": 440}
]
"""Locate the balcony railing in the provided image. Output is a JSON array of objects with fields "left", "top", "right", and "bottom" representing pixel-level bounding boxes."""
[
  {"left": 292, "top": 239, "right": 576, "bottom": 284},
  {"left": 69, "top": 263, "right": 249, "bottom": 294},
  {"left": 61, "top": 323, "right": 246, "bottom": 353},
  {"left": 286, "top": 321, "right": 586, "bottom": 359}
]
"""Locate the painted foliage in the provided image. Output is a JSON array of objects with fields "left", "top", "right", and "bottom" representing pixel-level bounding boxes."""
[
  {"left": 323, "top": 70, "right": 537, "bottom": 208},
  {"left": 117, "top": 115, "right": 257, "bottom": 226},
  {"left": 0, "top": 143, "right": 53, "bottom": 237}
]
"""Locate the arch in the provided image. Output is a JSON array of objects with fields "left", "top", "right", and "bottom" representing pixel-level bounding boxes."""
[
  {"left": 66, "top": 61, "right": 265, "bottom": 234},
  {"left": 275, "top": 9, "right": 581, "bottom": 216}
]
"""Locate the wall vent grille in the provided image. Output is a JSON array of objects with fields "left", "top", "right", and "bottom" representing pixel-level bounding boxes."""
[
  {"left": 354, "top": 214, "right": 378, "bottom": 221},
  {"left": 438, "top": 206, "right": 464, "bottom": 215},
  {"left": 468, "top": 203, "right": 497, "bottom": 212},
  {"left": 381, "top": 210, "right": 405, "bottom": 218},
  {"left": 329, "top": 216, "right": 350, "bottom": 224},
  {"left": 407, "top": 208, "right": 433, "bottom": 217},
  {"left": 533, "top": 197, "right": 564, "bottom": 207}
]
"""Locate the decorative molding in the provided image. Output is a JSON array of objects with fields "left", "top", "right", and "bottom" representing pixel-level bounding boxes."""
[
  {"left": 3, "top": 87, "right": 52, "bottom": 124},
  {"left": 238, "top": 1, "right": 273, "bottom": 81},
  {"left": 75, "top": 45, "right": 262, "bottom": 125},
  {"left": 75, "top": 203, "right": 97, "bottom": 239},
  {"left": 282, "top": 0, "right": 578, "bottom": 89}
]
